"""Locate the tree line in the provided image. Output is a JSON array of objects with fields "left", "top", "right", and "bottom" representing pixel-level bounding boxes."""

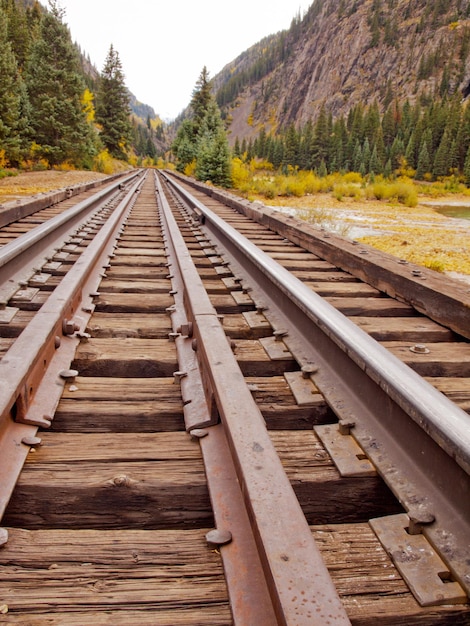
[
  {"left": 0, "top": 0, "right": 158, "bottom": 171},
  {"left": 234, "top": 94, "right": 470, "bottom": 183}
]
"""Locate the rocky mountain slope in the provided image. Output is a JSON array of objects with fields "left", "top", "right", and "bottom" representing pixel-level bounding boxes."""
[{"left": 216, "top": 0, "right": 470, "bottom": 143}]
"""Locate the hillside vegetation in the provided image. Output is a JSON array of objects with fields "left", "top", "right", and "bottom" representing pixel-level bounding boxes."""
[
  {"left": 217, "top": 0, "right": 470, "bottom": 139},
  {"left": 0, "top": 0, "right": 166, "bottom": 172}
]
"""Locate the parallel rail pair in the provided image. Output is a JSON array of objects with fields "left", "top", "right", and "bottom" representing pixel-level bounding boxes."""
[{"left": 0, "top": 168, "right": 468, "bottom": 623}]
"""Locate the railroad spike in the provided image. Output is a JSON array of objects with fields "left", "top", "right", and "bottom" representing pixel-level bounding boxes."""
[{"left": 205, "top": 529, "right": 232, "bottom": 548}]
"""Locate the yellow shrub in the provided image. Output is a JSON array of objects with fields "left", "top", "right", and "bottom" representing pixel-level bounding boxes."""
[
  {"left": 184, "top": 160, "right": 197, "bottom": 177},
  {"left": 93, "top": 150, "right": 115, "bottom": 175},
  {"left": 367, "top": 179, "right": 418, "bottom": 207},
  {"left": 231, "top": 158, "right": 251, "bottom": 188},
  {"left": 53, "top": 162, "right": 76, "bottom": 172}
]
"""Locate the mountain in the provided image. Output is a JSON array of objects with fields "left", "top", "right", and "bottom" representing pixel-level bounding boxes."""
[{"left": 215, "top": 0, "right": 470, "bottom": 143}]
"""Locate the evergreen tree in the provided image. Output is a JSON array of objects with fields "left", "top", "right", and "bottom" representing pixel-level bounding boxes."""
[
  {"left": 25, "top": 1, "right": 97, "bottom": 167},
  {"left": 464, "top": 144, "right": 470, "bottom": 184},
  {"left": 433, "top": 130, "right": 452, "bottom": 178},
  {"left": 311, "top": 105, "right": 331, "bottom": 168},
  {"left": 173, "top": 68, "right": 231, "bottom": 186},
  {"left": 416, "top": 141, "right": 431, "bottom": 179},
  {"left": 195, "top": 99, "right": 231, "bottom": 186},
  {"left": 172, "top": 119, "right": 197, "bottom": 172},
  {"left": 191, "top": 66, "right": 213, "bottom": 130},
  {"left": 0, "top": 5, "right": 23, "bottom": 165},
  {"left": 369, "top": 145, "right": 381, "bottom": 175},
  {"left": 96, "top": 44, "right": 132, "bottom": 160},
  {"left": 2, "top": 0, "right": 31, "bottom": 70}
]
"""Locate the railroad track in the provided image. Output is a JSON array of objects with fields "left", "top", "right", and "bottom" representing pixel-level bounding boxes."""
[{"left": 0, "top": 168, "right": 468, "bottom": 624}]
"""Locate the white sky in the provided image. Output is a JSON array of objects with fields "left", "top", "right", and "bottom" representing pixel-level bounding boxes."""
[{"left": 59, "top": 0, "right": 314, "bottom": 120}]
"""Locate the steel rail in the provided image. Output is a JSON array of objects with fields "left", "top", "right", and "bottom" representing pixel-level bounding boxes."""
[
  {"left": 0, "top": 171, "right": 140, "bottom": 304},
  {"left": 0, "top": 173, "right": 145, "bottom": 520},
  {"left": 163, "top": 172, "right": 470, "bottom": 596},
  {"left": 156, "top": 173, "right": 351, "bottom": 625}
]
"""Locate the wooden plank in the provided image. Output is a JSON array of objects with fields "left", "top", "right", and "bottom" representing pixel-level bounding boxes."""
[
  {"left": 97, "top": 279, "right": 172, "bottom": 293},
  {"left": 383, "top": 341, "right": 470, "bottom": 376},
  {"left": 305, "top": 282, "right": 381, "bottom": 297},
  {"left": 54, "top": 377, "right": 184, "bottom": 432},
  {"left": 4, "top": 458, "right": 211, "bottom": 529},
  {"left": 327, "top": 297, "right": 418, "bottom": 317},
  {"left": 0, "top": 310, "right": 33, "bottom": 337},
  {"left": 425, "top": 377, "right": 470, "bottom": 413},
  {"left": 72, "top": 338, "right": 177, "bottom": 377},
  {"left": 107, "top": 255, "right": 167, "bottom": 266},
  {"left": 25, "top": 432, "right": 198, "bottom": 463},
  {"left": 0, "top": 528, "right": 231, "bottom": 624},
  {"left": 292, "top": 269, "right": 358, "bottom": 282},
  {"left": 102, "top": 266, "right": 168, "bottom": 279},
  {"left": 86, "top": 313, "right": 171, "bottom": 338},
  {"left": 113, "top": 248, "right": 167, "bottom": 257},
  {"left": 246, "top": 375, "right": 332, "bottom": 428},
  {"left": 353, "top": 316, "right": 454, "bottom": 341},
  {"left": 94, "top": 293, "right": 174, "bottom": 313}
]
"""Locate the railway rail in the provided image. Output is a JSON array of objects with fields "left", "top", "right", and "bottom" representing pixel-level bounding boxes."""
[{"left": 0, "top": 168, "right": 469, "bottom": 624}]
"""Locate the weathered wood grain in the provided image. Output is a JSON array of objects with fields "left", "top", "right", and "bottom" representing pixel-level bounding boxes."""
[
  {"left": 0, "top": 528, "right": 230, "bottom": 624},
  {"left": 72, "top": 338, "right": 177, "bottom": 377}
]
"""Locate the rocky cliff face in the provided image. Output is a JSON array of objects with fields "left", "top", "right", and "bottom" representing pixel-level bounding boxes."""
[{"left": 217, "top": 0, "right": 470, "bottom": 143}]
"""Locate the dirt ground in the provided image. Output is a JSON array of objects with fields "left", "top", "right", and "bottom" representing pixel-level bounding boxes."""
[
  {"left": 0, "top": 170, "right": 108, "bottom": 203},
  {"left": 265, "top": 193, "right": 470, "bottom": 282}
]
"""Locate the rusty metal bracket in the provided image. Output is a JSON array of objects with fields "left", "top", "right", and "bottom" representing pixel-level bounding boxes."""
[
  {"left": 259, "top": 335, "right": 293, "bottom": 360},
  {"left": 284, "top": 370, "right": 320, "bottom": 407},
  {"left": 0, "top": 306, "right": 18, "bottom": 324},
  {"left": 243, "top": 310, "right": 271, "bottom": 332},
  {"left": 314, "top": 423, "right": 376, "bottom": 478},
  {"left": 231, "top": 290, "right": 254, "bottom": 307},
  {"left": 370, "top": 514, "right": 467, "bottom": 606}
]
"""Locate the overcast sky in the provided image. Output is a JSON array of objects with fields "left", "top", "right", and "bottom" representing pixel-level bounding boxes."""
[{"left": 59, "top": 0, "right": 314, "bottom": 120}]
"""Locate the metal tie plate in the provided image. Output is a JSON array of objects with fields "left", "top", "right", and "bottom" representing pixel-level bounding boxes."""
[
  {"left": 284, "top": 370, "right": 320, "bottom": 407},
  {"left": 314, "top": 424, "right": 376, "bottom": 477},
  {"left": 10, "top": 287, "right": 40, "bottom": 303},
  {"left": 231, "top": 291, "right": 254, "bottom": 306},
  {"left": 259, "top": 335, "right": 293, "bottom": 360},
  {"left": 0, "top": 307, "right": 19, "bottom": 324},
  {"left": 243, "top": 310, "right": 271, "bottom": 332},
  {"left": 370, "top": 514, "right": 467, "bottom": 606}
]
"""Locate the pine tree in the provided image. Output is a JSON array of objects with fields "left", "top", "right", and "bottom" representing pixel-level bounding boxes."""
[
  {"left": 25, "top": 1, "right": 97, "bottom": 167},
  {"left": 96, "top": 44, "right": 132, "bottom": 160},
  {"left": 191, "top": 66, "right": 213, "bottom": 130},
  {"left": 433, "top": 130, "right": 451, "bottom": 178},
  {"left": 172, "top": 118, "right": 198, "bottom": 172},
  {"left": 2, "top": 0, "right": 31, "bottom": 70},
  {"left": 464, "top": 144, "right": 470, "bottom": 184},
  {"left": 173, "top": 68, "right": 231, "bottom": 185},
  {"left": 311, "top": 105, "right": 331, "bottom": 168},
  {"left": 416, "top": 141, "right": 430, "bottom": 179},
  {"left": 195, "top": 98, "right": 231, "bottom": 186},
  {"left": 0, "top": 5, "right": 23, "bottom": 165}
]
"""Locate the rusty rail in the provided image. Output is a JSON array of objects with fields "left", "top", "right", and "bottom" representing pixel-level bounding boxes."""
[
  {"left": 162, "top": 171, "right": 470, "bottom": 599},
  {"left": 156, "top": 172, "right": 351, "bottom": 625}
]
